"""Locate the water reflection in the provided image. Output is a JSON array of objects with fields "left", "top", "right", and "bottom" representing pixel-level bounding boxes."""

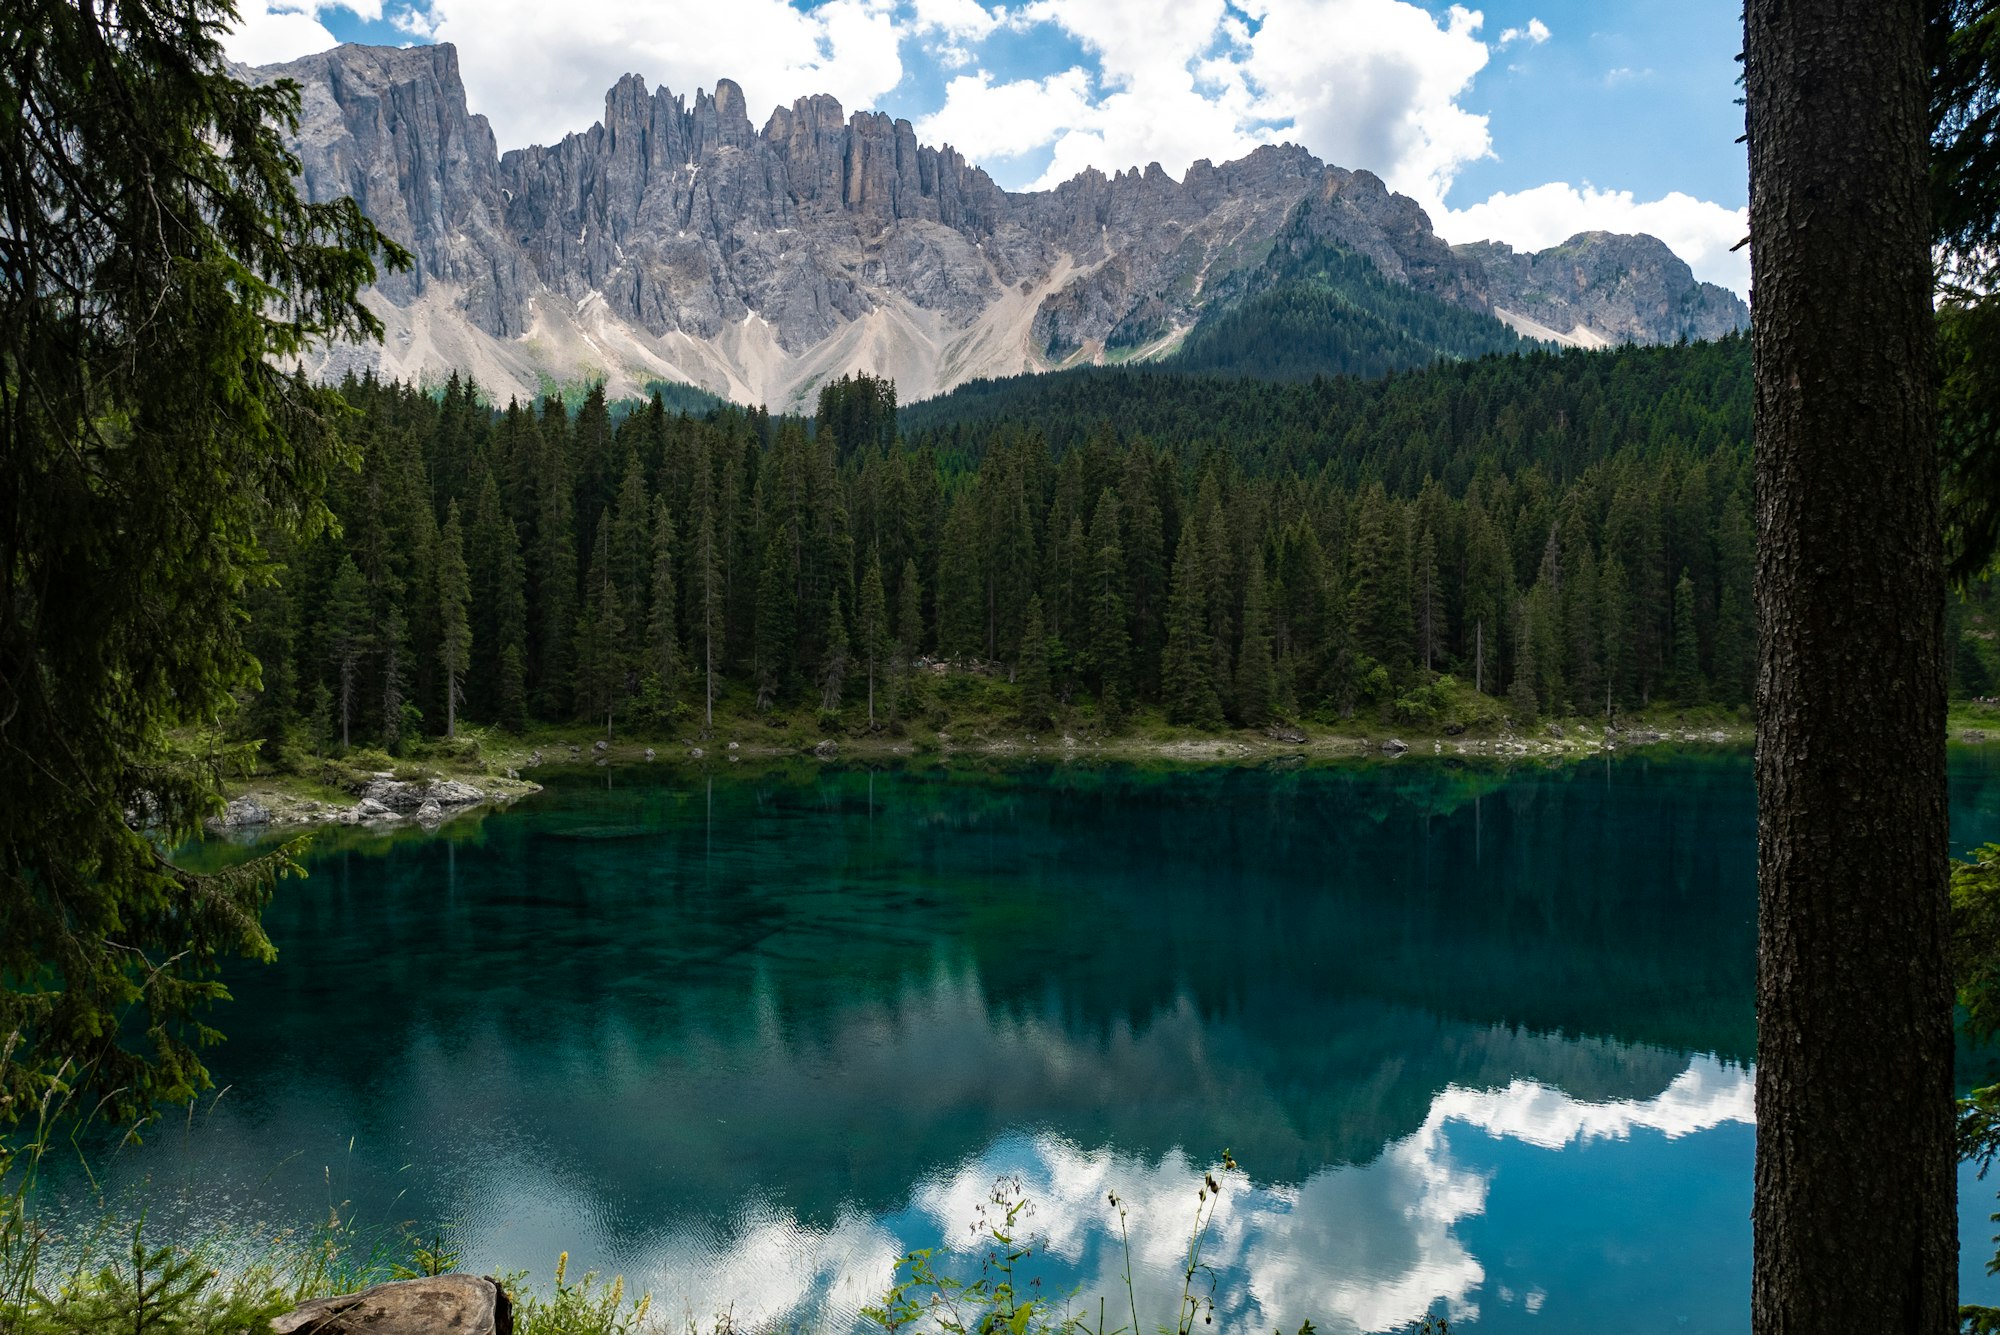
[
  {"left": 408, "top": 1048, "right": 1752, "bottom": 1334},
  {"left": 58, "top": 754, "right": 2000, "bottom": 1329}
]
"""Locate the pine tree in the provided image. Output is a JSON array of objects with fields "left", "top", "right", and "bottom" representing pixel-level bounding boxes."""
[
  {"left": 1235, "top": 557, "right": 1276, "bottom": 728},
  {"left": 1086, "top": 490, "right": 1132, "bottom": 718},
  {"left": 1162, "top": 528, "right": 1221, "bottom": 728},
  {"left": 1671, "top": 568, "right": 1703, "bottom": 703},
  {"left": 1018, "top": 594, "right": 1054, "bottom": 729},
  {"left": 896, "top": 558, "right": 925, "bottom": 663},
  {"left": 754, "top": 531, "right": 795, "bottom": 711},
  {"left": 645, "top": 496, "right": 680, "bottom": 726},
  {"left": 692, "top": 476, "right": 722, "bottom": 734},
  {"left": 610, "top": 448, "right": 652, "bottom": 642},
  {"left": 532, "top": 416, "right": 578, "bottom": 718},
  {"left": 894, "top": 557, "right": 924, "bottom": 724},
  {"left": 937, "top": 489, "right": 984, "bottom": 659},
  {"left": 324, "top": 556, "right": 371, "bottom": 751},
  {"left": 577, "top": 530, "right": 627, "bottom": 738},
  {"left": 858, "top": 549, "right": 889, "bottom": 728},
  {"left": 1600, "top": 554, "right": 1631, "bottom": 719},
  {"left": 439, "top": 500, "right": 472, "bottom": 739},
  {"left": 1414, "top": 523, "right": 1441, "bottom": 671},
  {"left": 820, "top": 588, "right": 849, "bottom": 715},
  {"left": 380, "top": 604, "right": 412, "bottom": 752},
  {"left": 1508, "top": 598, "right": 1540, "bottom": 726}
]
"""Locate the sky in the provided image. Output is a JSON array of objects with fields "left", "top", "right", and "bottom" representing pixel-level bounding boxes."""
[{"left": 224, "top": 0, "right": 1752, "bottom": 296}]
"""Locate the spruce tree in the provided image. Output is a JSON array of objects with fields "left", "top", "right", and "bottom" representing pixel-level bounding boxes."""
[
  {"left": 646, "top": 496, "right": 681, "bottom": 725},
  {"left": 1018, "top": 594, "right": 1054, "bottom": 729},
  {"left": 380, "top": 604, "right": 412, "bottom": 752},
  {"left": 755, "top": 531, "right": 795, "bottom": 711},
  {"left": 439, "top": 500, "right": 472, "bottom": 739},
  {"left": 1600, "top": 554, "right": 1631, "bottom": 719},
  {"left": 1235, "top": 558, "right": 1277, "bottom": 729},
  {"left": 1508, "top": 598, "right": 1541, "bottom": 726},
  {"left": 577, "top": 531, "right": 627, "bottom": 738},
  {"left": 532, "top": 414, "right": 578, "bottom": 718},
  {"left": 820, "top": 588, "right": 849, "bottom": 716},
  {"left": 897, "top": 558, "right": 925, "bottom": 663},
  {"left": 1086, "top": 490, "right": 1133, "bottom": 719},
  {"left": 324, "top": 556, "right": 371, "bottom": 751},
  {"left": 1162, "top": 529, "right": 1222, "bottom": 728},
  {"left": 1671, "top": 568, "right": 1703, "bottom": 703},
  {"left": 858, "top": 550, "right": 889, "bottom": 728}
]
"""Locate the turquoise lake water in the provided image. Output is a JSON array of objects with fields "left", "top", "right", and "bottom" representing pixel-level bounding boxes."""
[{"left": 61, "top": 751, "right": 2000, "bottom": 1332}]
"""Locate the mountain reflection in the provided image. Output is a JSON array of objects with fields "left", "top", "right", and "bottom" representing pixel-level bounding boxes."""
[{"left": 66, "top": 754, "right": 1923, "bottom": 1329}]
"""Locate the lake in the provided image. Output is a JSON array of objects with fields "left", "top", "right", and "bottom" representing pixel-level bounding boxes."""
[{"left": 55, "top": 751, "right": 2000, "bottom": 1332}]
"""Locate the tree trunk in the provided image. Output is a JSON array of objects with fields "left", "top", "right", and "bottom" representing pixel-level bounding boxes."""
[{"left": 1744, "top": 1, "right": 1952, "bottom": 1330}]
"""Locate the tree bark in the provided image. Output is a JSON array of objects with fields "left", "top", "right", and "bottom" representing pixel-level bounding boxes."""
[{"left": 1745, "top": 1, "right": 1952, "bottom": 1331}]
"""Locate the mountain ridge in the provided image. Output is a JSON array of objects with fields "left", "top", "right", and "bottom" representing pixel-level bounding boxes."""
[{"left": 253, "top": 42, "right": 1747, "bottom": 408}]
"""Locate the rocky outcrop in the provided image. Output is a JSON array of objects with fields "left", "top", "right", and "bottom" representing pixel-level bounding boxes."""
[
  {"left": 1455, "top": 231, "right": 1748, "bottom": 347},
  {"left": 257, "top": 43, "right": 1746, "bottom": 407},
  {"left": 249, "top": 45, "right": 535, "bottom": 340},
  {"left": 274, "top": 1274, "right": 511, "bottom": 1335}
]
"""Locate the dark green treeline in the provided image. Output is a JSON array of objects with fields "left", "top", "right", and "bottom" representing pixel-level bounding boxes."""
[{"left": 230, "top": 340, "right": 2000, "bottom": 756}]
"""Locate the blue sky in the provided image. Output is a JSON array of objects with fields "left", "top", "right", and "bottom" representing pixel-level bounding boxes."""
[{"left": 234, "top": 0, "right": 1751, "bottom": 293}]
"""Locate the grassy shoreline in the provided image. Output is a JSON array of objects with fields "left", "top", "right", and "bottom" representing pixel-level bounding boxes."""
[{"left": 213, "top": 681, "right": 2000, "bottom": 838}]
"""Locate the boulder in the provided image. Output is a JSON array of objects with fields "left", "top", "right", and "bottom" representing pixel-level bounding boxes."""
[
  {"left": 1264, "top": 723, "right": 1307, "bottom": 745},
  {"left": 273, "top": 1274, "right": 512, "bottom": 1335},
  {"left": 1443, "top": 722, "right": 1466, "bottom": 736},
  {"left": 592, "top": 739, "right": 609, "bottom": 753},
  {"left": 1380, "top": 738, "right": 1410, "bottom": 756},
  {"left": 644, "top": 748, "right": 657, "bottom": 760},
  {"left": 354, "top": 797, "right": 396, "bottom": 819},
  {"left": 1964, "top": 729, "right": 1989, "bottom": 745},
  {"left": 426, "top": 779, "right": 484, "bottom": 806},
  {"left": 689, "top": 746, "right": 704, "bottom": 758},
  {"left": 812, "top": 739, "right": 839, "bottom": 759},
  {"left": 213, "top": 797, "right": 271, "bottom": 829},
  {"left": 415, "top": 798, "right": 445, "bottom": 824},
  {"left": 361, "top": 778, "right": 424, "bottom": 812}
]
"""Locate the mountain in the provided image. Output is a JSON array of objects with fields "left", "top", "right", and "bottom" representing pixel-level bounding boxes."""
[
  {"left": 1457, "top": 232, "right": 1749, "bottom": 348},
  {"left": 251, "top": 43, "right": 1747, "bottom": 408}
]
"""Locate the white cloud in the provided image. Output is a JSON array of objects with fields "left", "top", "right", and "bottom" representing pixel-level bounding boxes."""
[
  {"left": 914, "top": 68, "right": 1097, "bottom": 161},
  {"left": 1497, "top": 17, "right": 1549, "bottom": 46},
  {"left": 1237, "top": 0, "right": 1494, "bottom": 214},
  {"left": 914, "top": 0, "right": 1497, "bottom": 204},
  {"left": 1440, "top": 181, "right": 1751, "bottom": 296},
  {"left": 222, "top": 4, "right": 339, "bottom": 66},
  {"left": 428, "top": 0, "right": 907, "bottom": 150}
]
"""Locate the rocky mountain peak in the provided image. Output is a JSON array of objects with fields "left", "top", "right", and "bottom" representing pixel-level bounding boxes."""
[{"left": 261, "top": 42, "right": 1748, "bottom": 406}]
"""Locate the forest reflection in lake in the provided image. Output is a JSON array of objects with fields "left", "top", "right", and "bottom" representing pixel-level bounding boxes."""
[{"left": 68, "top": 751, "right": 2000, "bottom": 1332}]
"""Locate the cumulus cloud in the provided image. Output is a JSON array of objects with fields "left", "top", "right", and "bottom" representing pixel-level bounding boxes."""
[
  {"left": 912, "top": 0, "right": 1500, "bottom": 204},
  {"left": 426, "top": 0, "right": 906, "bottom": 150},
  {"left": 1441, "top": 181, "right": 1751, "bottom": 296},
  {"left": 914, "top": 68, "right": 1098, "bottom": 162},
  {"left": 1235, "top": 0, "right": 1493, "bottom": 213},
  {"left": 220, "top": 0, "right": 346, "bottom": 66}
]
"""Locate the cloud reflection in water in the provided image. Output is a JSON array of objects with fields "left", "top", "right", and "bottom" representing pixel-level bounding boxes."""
[{"left": 443, "top": 1054, "right": 1752, "bottom": 1333}]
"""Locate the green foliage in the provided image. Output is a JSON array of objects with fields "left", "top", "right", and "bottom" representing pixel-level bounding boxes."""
[
  {"left": 506, "top": 1251, "right": 652, "bottom": 1335},
  {"left": 18, "top": 1228, "right": 288, "bottom": 1335},
  {"left": 1173, "top": 235, "right": 1530, "bottom": 383}
]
